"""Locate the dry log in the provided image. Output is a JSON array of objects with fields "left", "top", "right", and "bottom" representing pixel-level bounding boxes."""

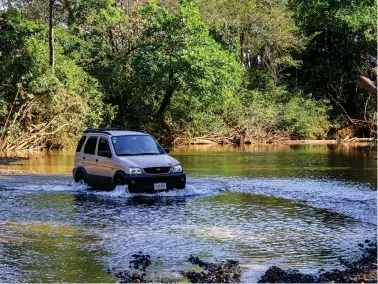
[
  {"left": 357, "top": 76, "right": 377, "bottom": 102},
  {"left": 350, "top": 137, "right": 375, "bottom": 143},
  {"left": 190, "top": 139, "right": 218, "bottom": 145}
]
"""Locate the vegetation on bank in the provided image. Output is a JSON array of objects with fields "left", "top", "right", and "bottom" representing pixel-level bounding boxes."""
[{"left": 0, "top": 0, "right": 376, "bottom": 149}]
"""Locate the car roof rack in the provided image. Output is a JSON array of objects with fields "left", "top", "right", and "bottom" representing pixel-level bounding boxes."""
[{"left": 83, "top": 128, "right": 148, "bottom": 135}]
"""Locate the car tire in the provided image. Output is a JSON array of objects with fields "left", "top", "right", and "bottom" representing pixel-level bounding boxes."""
[
  {"left": 75, "top": 171, "right": 87, "bottom": 184},
  {"left": 113, "top": 175, "right": 125, "bottom": 190}
]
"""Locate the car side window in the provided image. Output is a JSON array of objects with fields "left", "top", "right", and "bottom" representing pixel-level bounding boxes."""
[
  {"left": 76, "top": 136, "right": 86, "bottom": 152},
  {"left": 83, "top": 137, "right": 98, "bottom": 155},
  {"left": 98, "top": 137, "right": 111, "bottom": 158}
]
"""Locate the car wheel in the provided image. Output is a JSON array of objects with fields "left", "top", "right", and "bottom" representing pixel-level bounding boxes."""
[
  {"left": 113, "top": 175, "right": 125, "bottom": 190},
  {"left": 75, "top": 171, "right": 87, "bottom": 184}
]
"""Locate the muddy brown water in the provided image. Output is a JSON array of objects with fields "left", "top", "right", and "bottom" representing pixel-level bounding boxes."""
[{"left": 0, "top": 144, "right": 376, "bottom": 282}]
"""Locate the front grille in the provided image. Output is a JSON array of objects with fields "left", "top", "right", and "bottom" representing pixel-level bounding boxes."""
[
  {"left": 143, "top": 167, "right": 171, "bottom": 174},
  {"left": 128, "top": 175, "right": 186, "bottom": 192}
]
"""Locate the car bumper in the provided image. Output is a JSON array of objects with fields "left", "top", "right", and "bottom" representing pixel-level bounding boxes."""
[{"left": 125, "top": 172, "right": 186, "bottom": 193}]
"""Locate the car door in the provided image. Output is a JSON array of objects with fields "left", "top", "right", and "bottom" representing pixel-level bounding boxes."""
[
  {"left": 92, "top": 136, "right": 115, "bottom": 188},
  {"left": 82, "top": 136, "right": 99, "bottom": 185}
]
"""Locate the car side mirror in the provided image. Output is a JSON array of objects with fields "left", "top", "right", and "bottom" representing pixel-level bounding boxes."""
[
  {"left": 163, "top": 148, "right": 170, "bottom": 154},
  {"left": 99, "top": 150, "right": 111, "bottom": 158}
]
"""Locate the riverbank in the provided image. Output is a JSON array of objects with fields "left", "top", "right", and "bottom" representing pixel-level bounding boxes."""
[{"left": 180, "top": 134, "right": 375, "bottom": 146}]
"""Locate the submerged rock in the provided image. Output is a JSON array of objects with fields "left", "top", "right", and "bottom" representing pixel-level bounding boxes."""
[
  {"left": 129, "top": 254, "right": 151, "bottom": 272},
  {"left": 181, "top": 256, "right": 241, "bottom": 283},
  {"left": 0, "top": 157, "right": 28, "bottom": 165},
  {"left": 258, "top": 241, "right": 377, "bottom": 283},
  {"left": 108, "top": 252, "right": 151, "bottom": 283},
  {"left": 258, "top": 266, "right": 317, "bottom": 283},
  {"left": 109, "top": 269, "right": 145, "bottom": 283}
]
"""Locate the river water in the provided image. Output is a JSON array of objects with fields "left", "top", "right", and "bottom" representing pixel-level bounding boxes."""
[{"left": 0, "top": 144, "right": 376, "bottom": 282}]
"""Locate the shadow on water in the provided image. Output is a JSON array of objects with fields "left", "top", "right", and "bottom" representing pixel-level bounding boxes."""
[
  {"left": 326, "top": 144, "right": 339, "bottom": 151},
  {"left": 74, "top": 192, "right": 188, "bottom": 207}
]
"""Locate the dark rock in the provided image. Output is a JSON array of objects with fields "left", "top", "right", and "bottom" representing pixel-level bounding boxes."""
[
  {"left": 181, "top": 256, "right": 241, "bottom": 283},
  {"left": 109, "top": 252, "right": 152, "bottom": 283},
  {"left": 258, "top": 241, "right": 377, "bottom": 283},
  {"left": 129, "top": 253, "right": 151, "bottom": 271}
]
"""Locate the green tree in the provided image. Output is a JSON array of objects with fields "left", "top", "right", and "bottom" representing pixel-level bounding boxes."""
[
  {"left": 288, "top": 0, "right": 377, "bottom": 133},
  {"left": 201, "top": 0, "right": 307, "bottom": 76},
  {"left": 0, "top": 11, "right": 106, "bottom": 149},
  {"left": 131, "top": 0, "right": 242, "bottom": 131},
  {"left": 0, "top": 0, "right": 336, "bottom": 147}
]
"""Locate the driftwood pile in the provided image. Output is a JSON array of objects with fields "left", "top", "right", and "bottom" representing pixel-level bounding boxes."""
[
  {"left": 174, "top": 133, "right": 375, "bottom": 146},
  {"left": 174, "top": 130, "right": 290, "bottom": 146},
  {"left": 0, "top": 120, "right": 68, "bottom": 151}
]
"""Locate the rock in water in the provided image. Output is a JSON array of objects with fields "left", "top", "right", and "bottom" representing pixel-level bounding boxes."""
[{"left": 181, "top": 256, "right": 241, "bottom": 283}]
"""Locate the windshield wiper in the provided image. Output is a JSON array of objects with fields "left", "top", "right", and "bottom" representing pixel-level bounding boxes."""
[
  {"left": 118, "top": 152, "right": 161, "bottom": 156},
  {"left": 133, "top": 153, "right": 161, "bottom": 155}
]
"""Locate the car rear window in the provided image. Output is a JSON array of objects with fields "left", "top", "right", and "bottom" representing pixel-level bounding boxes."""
[
  {"left": 76, "top": 136, "right": 86, "bottom": 152},
  {"left": 84, "top": 137, "right": 98, "bottom": 155}
]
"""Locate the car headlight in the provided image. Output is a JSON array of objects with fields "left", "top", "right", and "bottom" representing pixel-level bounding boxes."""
[
  {"left": 171, "top": 164, "right": 183, "bottom": 173},
  {"left": 129, "top": 167, "right": 143, "bottom": 174}
]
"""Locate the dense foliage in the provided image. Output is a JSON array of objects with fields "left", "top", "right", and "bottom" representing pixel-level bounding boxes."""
[
  {"left": 0, "top": 0, "right": 376, "bottom": 149},
  {"left": 289, "top": 0, "right": 377, "bottom": 135},
  {"left": 0, "top": 11, "right": 106, "bottom": 149}
]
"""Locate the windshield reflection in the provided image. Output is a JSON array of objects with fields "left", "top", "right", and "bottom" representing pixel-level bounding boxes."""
[{"left": 111, "top": 135, "right": 165, "bottom": 156}]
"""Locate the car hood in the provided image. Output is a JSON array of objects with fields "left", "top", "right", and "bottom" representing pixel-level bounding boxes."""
[{"left": 119, "top": 154, "right": 180, "bottom": 168}]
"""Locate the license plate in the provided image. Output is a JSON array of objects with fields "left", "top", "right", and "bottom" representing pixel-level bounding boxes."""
[{"left": 154, "top": 183, "right": 167, "bottom": 190}]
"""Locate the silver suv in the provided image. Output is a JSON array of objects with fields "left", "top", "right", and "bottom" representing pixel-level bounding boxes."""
[{"left": 73, "top": 129, "right": 186, "bottom": 193}]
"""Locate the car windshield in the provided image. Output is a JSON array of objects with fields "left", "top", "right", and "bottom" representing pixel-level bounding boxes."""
[{"left": 111, "top": 135, "right": 165, "bottom": 156}]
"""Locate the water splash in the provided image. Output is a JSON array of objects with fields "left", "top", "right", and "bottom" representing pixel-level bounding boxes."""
[
  {"left": 0, "top": 175, "right": 375, "bottom": 224},
  {"left": 88, "top": 184, "right": 211, "bottom": 198}
]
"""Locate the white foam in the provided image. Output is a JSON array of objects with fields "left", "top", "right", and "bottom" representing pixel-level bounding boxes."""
[
  {"left": 89, "top": 184, "right": 208, "bottom": 198},
  {"left": 219, "top": 177, "right": 377, "bottom": 224},
  {"left": 149, "top": 184, "right": 205, "bottom": 197},
  {"left": 93, "top": 185, "right": 131, "bottom": 197}
]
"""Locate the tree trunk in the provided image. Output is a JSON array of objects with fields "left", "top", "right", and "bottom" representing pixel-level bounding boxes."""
[
  {"left": 65, "top": 0, "right": 75, "bottom": 27},
  {"left": 49, "top": 0, "right": 55, "bottom": 67},
  {"left": 157, "top": 72, "right": 176, "bottom": 129},
  {"left": 239, "top": 30, "right": 244, "bottom": 66},
  {"left": 157, "top": 87, "right": 175, "bottom": 124}
]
